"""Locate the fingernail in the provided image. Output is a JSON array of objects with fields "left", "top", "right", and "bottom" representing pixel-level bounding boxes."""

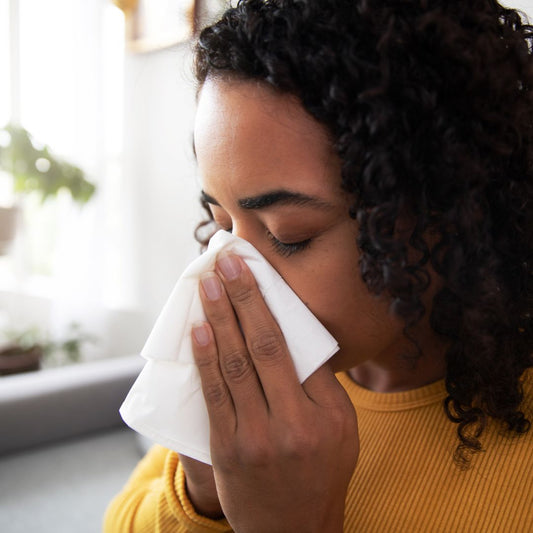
[
  {"left": 217, "top": 252, "right": 241, "bottom": 280},
  {"left": 200, "top": 273, "right": 222, "bottom": 301},
  {"left": 192, "top": 322, "right": 210, "bottom": 346}
]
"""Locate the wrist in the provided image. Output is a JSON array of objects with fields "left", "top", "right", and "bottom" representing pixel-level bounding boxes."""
[{"left": 184, "top": 476, "right": 224, "bottom": 519}]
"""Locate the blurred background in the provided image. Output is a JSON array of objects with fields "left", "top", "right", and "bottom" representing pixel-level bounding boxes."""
[
  {"left": 0, "top": 1, "right": 225, "bottom": 531},
  {"left": 0, "top": 0, "right": 223, "bottom": 366},
  {"left": 0, "top": 0, "right": 532, "bottom": 532}
]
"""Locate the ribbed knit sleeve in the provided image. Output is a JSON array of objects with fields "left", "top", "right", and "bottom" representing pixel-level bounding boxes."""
[{"left": 103, "top": 445, "right": 231, "bottom": 532}]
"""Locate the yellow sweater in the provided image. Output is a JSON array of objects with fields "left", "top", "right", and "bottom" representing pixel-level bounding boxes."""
[{"left": 104, "top": 369, "right": 533, "bottom": 532}]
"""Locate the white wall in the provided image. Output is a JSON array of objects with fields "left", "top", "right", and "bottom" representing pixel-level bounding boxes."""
[
  {"left": 507, "top": 0, "right": 533, "bottom": 17},
  {"left": 122, "top": 43, "right": 204, "bottom": 323}
]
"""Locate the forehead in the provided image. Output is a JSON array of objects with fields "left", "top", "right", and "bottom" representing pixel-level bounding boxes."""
[{"left": 194, "top": 78, "right": 341, "bottom": 201}]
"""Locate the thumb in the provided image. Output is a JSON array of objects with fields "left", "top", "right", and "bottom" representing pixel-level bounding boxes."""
[{"left": 302, "top": 362, "right": 349, "bottom": 407}]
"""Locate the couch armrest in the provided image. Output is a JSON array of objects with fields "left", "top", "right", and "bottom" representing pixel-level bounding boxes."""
[{"left": 0, "top": 355, "right": 144, "bottom": 455}]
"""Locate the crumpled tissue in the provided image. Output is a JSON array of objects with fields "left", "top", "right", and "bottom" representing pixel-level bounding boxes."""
[{"left": 119, "top": 230, "right": 339, "bottom": 464}]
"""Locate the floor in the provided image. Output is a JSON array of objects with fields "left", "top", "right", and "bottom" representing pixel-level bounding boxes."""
[{"left": 0, "top": 427, "right": 146, "bottom": 533}]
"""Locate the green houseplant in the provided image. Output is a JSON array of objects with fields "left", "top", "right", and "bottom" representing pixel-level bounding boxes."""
[
  {"left": 0, "top": 123, "right": 96, "bottom": 254},
  {"left": 0, "top": 123, "right": 96, "bottom": 203}
]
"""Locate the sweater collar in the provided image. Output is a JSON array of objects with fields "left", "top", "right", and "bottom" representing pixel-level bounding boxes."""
[{"left": 336, "top": 372, "right": 447, "bottom": 412}]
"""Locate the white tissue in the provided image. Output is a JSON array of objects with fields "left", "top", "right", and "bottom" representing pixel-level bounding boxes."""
[{"left": 119, "top": 230, "right": 339, "bottom": 464}]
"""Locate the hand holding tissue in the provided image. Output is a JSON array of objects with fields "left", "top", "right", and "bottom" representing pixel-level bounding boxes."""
[{"left": 120, "top": 230, "right": 339, "bottom": 464}]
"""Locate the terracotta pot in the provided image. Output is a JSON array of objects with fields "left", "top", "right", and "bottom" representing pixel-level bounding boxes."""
[
  {"left": 0, "top": 344, "right": 42, "bottom": 375},
  {"left": 0, "top": 205, "right": 19, "bottom": 255}
]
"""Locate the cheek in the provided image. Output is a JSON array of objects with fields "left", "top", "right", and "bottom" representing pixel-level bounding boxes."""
[
  {"left": 279, "top": 244, "right": 362, "bottom": 335},
  {"left": 284, "top": 246, "right": 403, "bottom": 365}
]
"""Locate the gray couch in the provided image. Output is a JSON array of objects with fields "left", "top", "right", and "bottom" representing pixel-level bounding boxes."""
[{"left": 0, "top": 355, "right": 150, "bottom": 533}]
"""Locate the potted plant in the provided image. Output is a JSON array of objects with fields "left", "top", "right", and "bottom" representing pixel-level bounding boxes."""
[
  {"left": 0, "top": 326, "right": 47, "bottom": 376},
  {"left": 0, "top": 123, "right": 96, "bottom": 254},
  {"left": 0, "top": 323, "right": 97, "bottom": 376}
]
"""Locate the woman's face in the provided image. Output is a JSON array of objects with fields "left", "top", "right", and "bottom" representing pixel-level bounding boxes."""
[{"left": 194, "top": 78, "right": 413, "bottom": 374}]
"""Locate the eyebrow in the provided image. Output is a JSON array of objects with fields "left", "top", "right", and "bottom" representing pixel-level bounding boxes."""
[{"left": 201, "top": 189, "right": 334, "bottom": 211}]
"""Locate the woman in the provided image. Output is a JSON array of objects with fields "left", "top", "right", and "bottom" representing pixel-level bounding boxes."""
[{"left": 105, "top": 0, "right": 533, "bottom": 531}]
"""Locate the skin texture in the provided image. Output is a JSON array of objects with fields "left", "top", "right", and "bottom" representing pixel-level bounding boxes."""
[{"left": 181, "top": 78, "right": 448, "bottom": 530}]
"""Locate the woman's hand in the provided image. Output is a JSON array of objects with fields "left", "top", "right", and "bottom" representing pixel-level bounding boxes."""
[{"left": 190, "top": 252, "right": 359, "bottom": 533}]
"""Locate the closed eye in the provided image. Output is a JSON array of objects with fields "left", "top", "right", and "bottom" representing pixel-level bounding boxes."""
[
  {"left": 216, "top": 224, "right": 311, "bottom": 257},
  {"left": 266, "top": 231, "right": 312, "bottom": 257}
]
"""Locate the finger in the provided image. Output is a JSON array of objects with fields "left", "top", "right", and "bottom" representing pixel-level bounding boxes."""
[
  {"left": 198, "top": 272, "right": 268, "bottom": 422},
  {"left": 214, "top": 252, "right": 303, "bottom": 409},
  {"left": 191, "top": 320, "right": 236, "bottom": 435},
  {"left": 302, "top": 362, "right": 350, "bottom": 408}
]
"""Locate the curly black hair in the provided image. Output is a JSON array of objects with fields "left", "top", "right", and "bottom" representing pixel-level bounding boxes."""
[{"left": 193, "top": 0, "right": 533, "bottom": 466}]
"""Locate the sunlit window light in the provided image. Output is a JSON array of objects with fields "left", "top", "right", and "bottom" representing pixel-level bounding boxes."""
[{"left": 1, "top": 0, "right": 125, "bottom": 304}]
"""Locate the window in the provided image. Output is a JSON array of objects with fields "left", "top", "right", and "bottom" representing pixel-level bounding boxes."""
[
  {"left": 1, "top": 0, "right": 126, "bottom": 303},
  {"left": 0, "top": 0, "right": 138, "bottom": 359}
]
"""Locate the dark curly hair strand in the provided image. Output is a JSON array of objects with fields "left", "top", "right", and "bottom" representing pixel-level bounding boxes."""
[{"left": 193, "top": 0, "right": 533, "bottom": 466}]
